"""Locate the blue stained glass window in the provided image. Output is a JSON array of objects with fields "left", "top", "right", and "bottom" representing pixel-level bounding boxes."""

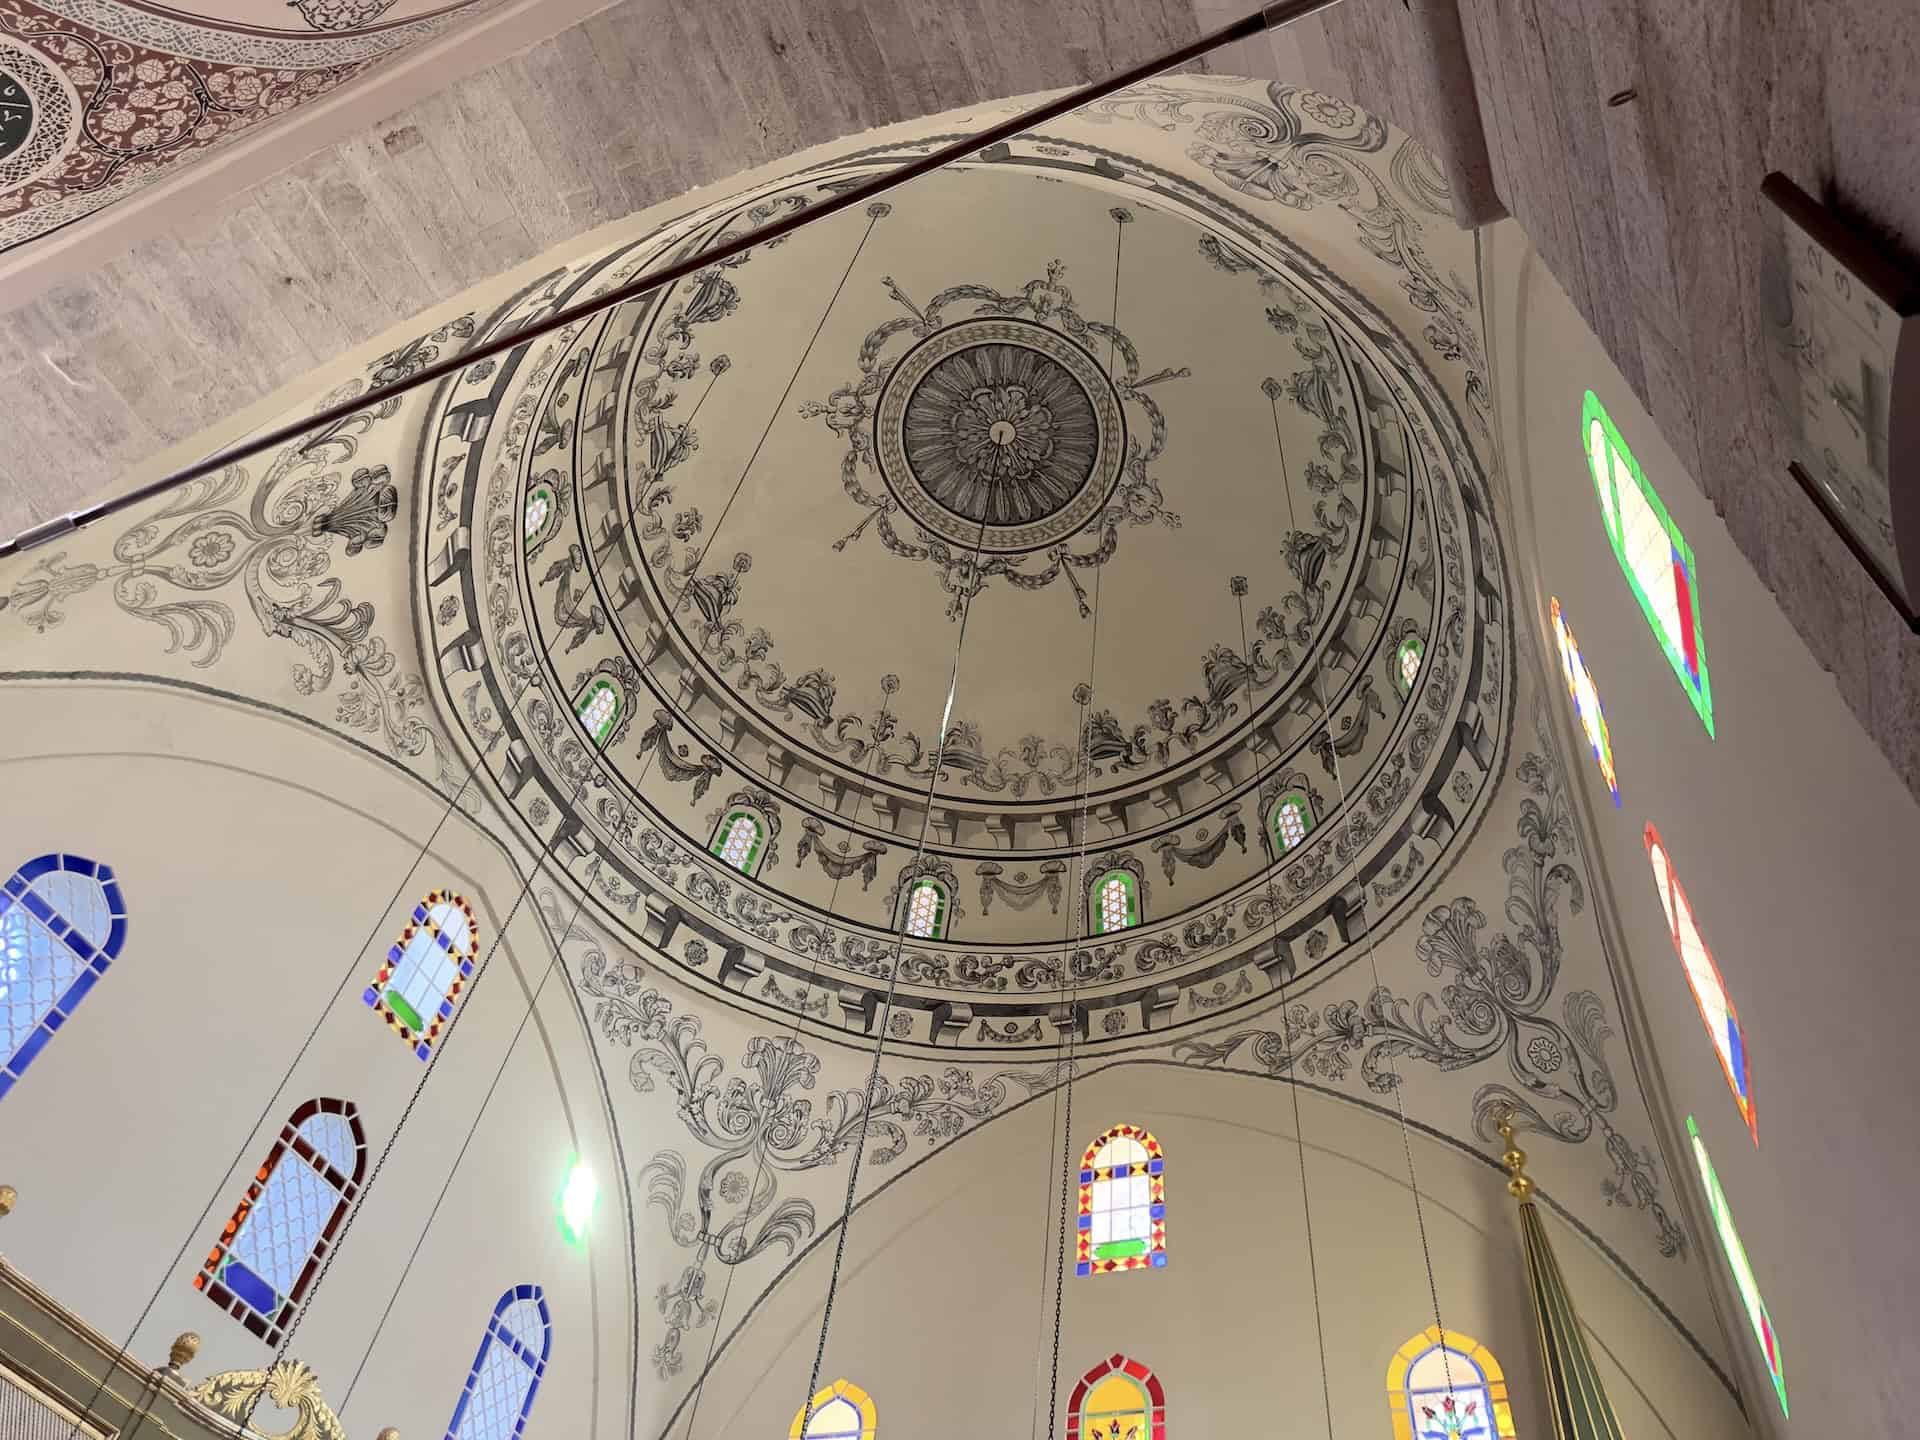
[
  {"left": 197, "top": 1099, "right": 365, "bottom": 1346},
  {"left": 447, "top": 1285, "right": 551, "bottom": 1440},
  {"left": 1, "top": 853, "right": 128, "bottom": 1100}
]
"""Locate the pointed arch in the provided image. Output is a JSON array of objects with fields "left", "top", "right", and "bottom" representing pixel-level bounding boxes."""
[
  {"left": 1066, "top": 1354, "right": 1165, "bottom": 1440},
  {"left": 1267, "top": 790, "right": 1315, "bottom": 854},
  {"left": 364, "top": 890, "right": 480, "bottom": 1061},
  {"left": 575, "top": 674, "right": 624, "bottom": 749},
  {"left": 1093, "top": 869, "right": 1139, "bottom": 934},
  {"left": 196, "top": 1099, "right": 366, "bottom": 1345},
  {"left": 901, "top": 876, "right": 950, "bottom": 940},
  {"left": 1076, "top": 1124, "right": 1165, "bottom": 1276},
  {"left": 1386, "top": 1327, "right": 1516, "bottom": 1439},
  {"left": 712, "top": 807, "right": 769, "bottom": 875},
  {"left": 791, "top": 1379, "right": 876, "bottom": 1440},
  {"left": 446, "top": 1284, "right": 551, "bottom": 1440},
  {"left": 1, "top": 853, "right": 128, "bottom": 1100}
]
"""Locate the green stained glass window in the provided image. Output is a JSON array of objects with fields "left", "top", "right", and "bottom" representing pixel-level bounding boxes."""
[{"left": 1687, "top": 1116, "right": 1786, "bottom": 1416}]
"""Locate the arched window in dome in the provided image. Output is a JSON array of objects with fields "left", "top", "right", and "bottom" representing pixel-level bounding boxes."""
[
  {"left": 575, "top": 676, "right": 623, "bottom": 749},
  {"left": 1583, "top": 391, "right": 1712, "bottom": 735},
  {"left": 1076, "top": 1124, "right": 1165, "bottom": 1276},
  {"left": 364, "top": 891, "right": 480, "bottom": 1061},
  {"left": 196, "top": 1099, "right": 365, "bottom": 1345},
  {"left": 1386, "top": 1327, "right": 1516, "bottom": 1440},
  {"left": 1067, "top": 1354, "right": 1165, "bottom": 1440},
  {"left": 447, "top": 1284, "right": 551, "bottom": 1440},
  {"left": 712, "top": 808, "right": 767, "bottom": 876},
  {"left": 1551, "top": 599, "right": 1620, "bottom": 806},
  {"left": 1, "top": 853, "right": 128, "bottom": 1101},
  {"left": 791, "top": 1379, "right": 876, "bottom": 1440},
  {"left": 901, "top": 878, "right": 948, "bottom": 940},
  {"left": 1395, "top": 636, "right": 1425, "bottom": 697},
  {"left": 1268, "top": 791, "right": 1315, "bottom": 854},
  {"left": 1647, "top": 826, "right": 1755, "bottom": 1140},
  {"left": 1093, "top": 870, "right": 1139, "bottom": 935},
  {"left": 523, "top": 482, "right": 558, "bottom": 551},
  {"left": 1687, "top": 1116, "right": 1787, "bottom": 1418}
]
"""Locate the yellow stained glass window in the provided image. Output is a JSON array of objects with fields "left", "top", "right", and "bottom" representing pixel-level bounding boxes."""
[
  {"left": 791, "top": 1379, "right": 875, "bottom": 1440},
  {"left": 1386, "top": 1327, "right": 1516, "bottom": 1440}
]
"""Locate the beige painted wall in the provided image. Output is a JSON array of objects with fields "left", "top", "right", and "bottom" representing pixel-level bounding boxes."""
[{"left": 1483, "top": 218, "right": 1920, "bottom": 1439}]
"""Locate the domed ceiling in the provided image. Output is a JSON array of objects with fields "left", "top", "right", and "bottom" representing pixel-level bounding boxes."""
[{"left": 419, "top": 111, "right": 1513, "bottom": 1052}]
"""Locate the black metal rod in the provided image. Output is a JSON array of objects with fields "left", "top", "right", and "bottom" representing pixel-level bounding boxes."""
[{"left": 0, "top": 0, "right": 1345, "bottom": 560}]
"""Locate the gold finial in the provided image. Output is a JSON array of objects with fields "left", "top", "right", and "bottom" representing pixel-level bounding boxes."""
[
  {"left": 378, "top": 1429, "right": 401, "bottom": 1440},
  {"left": 166, "top": 1332, "right": 200, "bottom": 1373},
  {"left": 1496, "top": 1112, "right": 1535, "bottom": 1201},
  {"left": 0, "top": 1184, "right": 15, "bottom": 1217}
]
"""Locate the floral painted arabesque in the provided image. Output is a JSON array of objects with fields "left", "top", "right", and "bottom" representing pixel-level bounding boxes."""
[
  {"left": 2, "top": 387, "right": 446, "bottom": 785},
  {"left": 950, "top": 380, "right": 1059, "bottom": 491}
]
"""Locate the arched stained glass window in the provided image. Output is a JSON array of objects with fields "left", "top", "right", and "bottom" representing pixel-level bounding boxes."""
[
  {"left": 1, "top": 853, "right": 127, "bottom": 1101},
  {"left": 524, "top": 484, "right": 557, "bottom": 550},
  {"left": 791, "top": 1379, "right": 876, "bottom": 1440},
  {"left": 1076, "top": 1124, "right": 1165, "bottom": 1276},
  {"left": 196, "top": 1099, "right": 365, "bottom": 1345},
  {"left": 1094, "top": 870, "right": 1138, "bottom": 935},
  {"left": 575, "top": 677, "right": 622, "bottom": 748},
  {"left": 1647, "top": 827, "right": 1754, "bottom": 1140},
  {"left": 902, "top": 879, "right": 948, "bottom": 940},
  {"left": 1551, "top": 599, "right": 1620, "bottom": 806},
  {"left": 1066, "top": 1354, "right": 1165, "bottom": 1440},
  {"left": 1396, "top": 637, "right": 1424, "bottom": 696},
  {"left": 1583, "top": 391, "right": 1712, "bottom": 735},
  {"left": 1386, "top": 1327, "right": 1516, "bottom": 1440},
  {"left": 447, "top": 1284, "right": 551, "bottom": 1440},
  {"left": 364, "top": 891, "right": 480, "bottom": 1061},
  {"left": 1269, "top": 791, "right": 1314, "bottom": 853},
  {"left": 1688, "top": 1117, "right": 1787, "bottom": 1417},
  {"left": 713, "top": 810, "right": 766, "bottom": 875}
]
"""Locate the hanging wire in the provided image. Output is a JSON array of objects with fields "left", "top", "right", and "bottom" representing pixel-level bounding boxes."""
[{"left": 1259, "top": 338, "right": 1456, "bottom": 1401}]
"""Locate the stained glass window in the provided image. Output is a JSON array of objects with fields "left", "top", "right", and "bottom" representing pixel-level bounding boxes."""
[
  {"left": 446, "top": 1284, "right": 551, "bottom": 1440},
  {"left": 1076, "top": 1124, "right": 1165, "bottom": 1276},
  {"left": 713, "top": 810, "right": 765, "bottom": 874},
  {"left": 791, "top": 1379, "right": 876, "bottom": 1440},
  {"left": 1386, "top": 1328, "right": 1516, "bottom": 1440},
  {"left": 196, "top": 1099, "right": 365, "bottom": 1345},
  {"left": 1583, "top": 391, "right": 1713, "bottom": 735},
  {"left": 1095, "top": 871, "right": 1138, "bottom": 935},
  {"left": 1, "top": 853, "right": 128, "bottom": 1101},
  {"left": 903, "top": 879, "right": 947, "bottom": 940},
  {"left": 1066, "top": 1355, "right": 1165, "bottom": 1440},
  {"left": 575, "top": 677, "right": 622, "bottom": 748},
  {"left": 1396, "top": 637, "right": 1424, "bottom": 696},
  {"left": 524, "top": 484, "right": 557, "bottom": 549},
  {"left": 1688, "top": 1117, "right": 1787, "bottom": 1417},
  {"left": 1270, "top": 792, "right": 1314, "bottom": 853},
  {"left": 1644, "top": 827, "right": 1756, "bottom": 1142},
  {"left": 364, "top": 891, "right": 480, "bottom": 1061},
  {"left": 1550, "top": 599, "right": 1620, "bottom": 806}
]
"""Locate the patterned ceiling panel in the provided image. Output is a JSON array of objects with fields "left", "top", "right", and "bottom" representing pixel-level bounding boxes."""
[{"left": 0, "top": 0, "right": 499, "bottom": 250}]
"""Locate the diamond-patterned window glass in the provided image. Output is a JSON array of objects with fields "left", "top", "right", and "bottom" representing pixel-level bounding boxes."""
[
  {"left": 791, "top": 1380, "right": 876, "bottom": 1440},
  {"left": 446, "top": 1285, "right": 551, "bottom": 1440},
  {"left": 365, "top": 892, "right": 481, "bottom": 1061},
  {"left": 575, "top": 679, "right": 621, "bottom": 748},
  {"left": 1, "top": 853, "right": 128, "bottom": 1101},
  {"left": 1076, "top": 1125, "right": 1166, "bottom": 1276},
  {"left": 903, "top": 881, "right": 945, "bottom": 939},
  {"left": 1095, "top": 871, "right": 1137, "bottom": 934},
  {"left": 196, "top": 1100, "right": 365, "bottom": 1346},
  {"left": 524, "top": 486, "right": 556, "bottom": 547},
  {"left": 1397, "top": 637, "right": 1424, "bottom": 695},
  {"left": 1386, "top": 1329, "right": 1516, "bottom": 1440},
  {"left": 1583, "top": 391, "right": 1712, "bottom": 735},
  {"left": 1649, "top": 829, "right": 1755, "bottom": 1141},
  {"left": 713, "top": 811, "right": 764, "bottom": 874},
  {"left": 1065, "top": 1355, "right": 1165, "bottom": 1440},
  {"left": 1270, "top": 793, "right": 1313, "bottom": 853}
]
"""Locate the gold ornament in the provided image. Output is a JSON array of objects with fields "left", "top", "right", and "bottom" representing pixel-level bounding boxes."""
[
  {"left": 193, "top": 1360, "right": 347, "bottom": 1440},
  {"left": 1496, "top": 1112, "right": 1535, "bottom": 1201},
  {"left": 167, "top": 1332, "right": 201, "bottom": 1372}
]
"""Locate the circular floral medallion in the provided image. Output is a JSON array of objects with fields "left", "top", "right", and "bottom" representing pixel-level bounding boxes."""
[{"left": 876, "top": 317, "right": 1124, "bottom": 553}]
